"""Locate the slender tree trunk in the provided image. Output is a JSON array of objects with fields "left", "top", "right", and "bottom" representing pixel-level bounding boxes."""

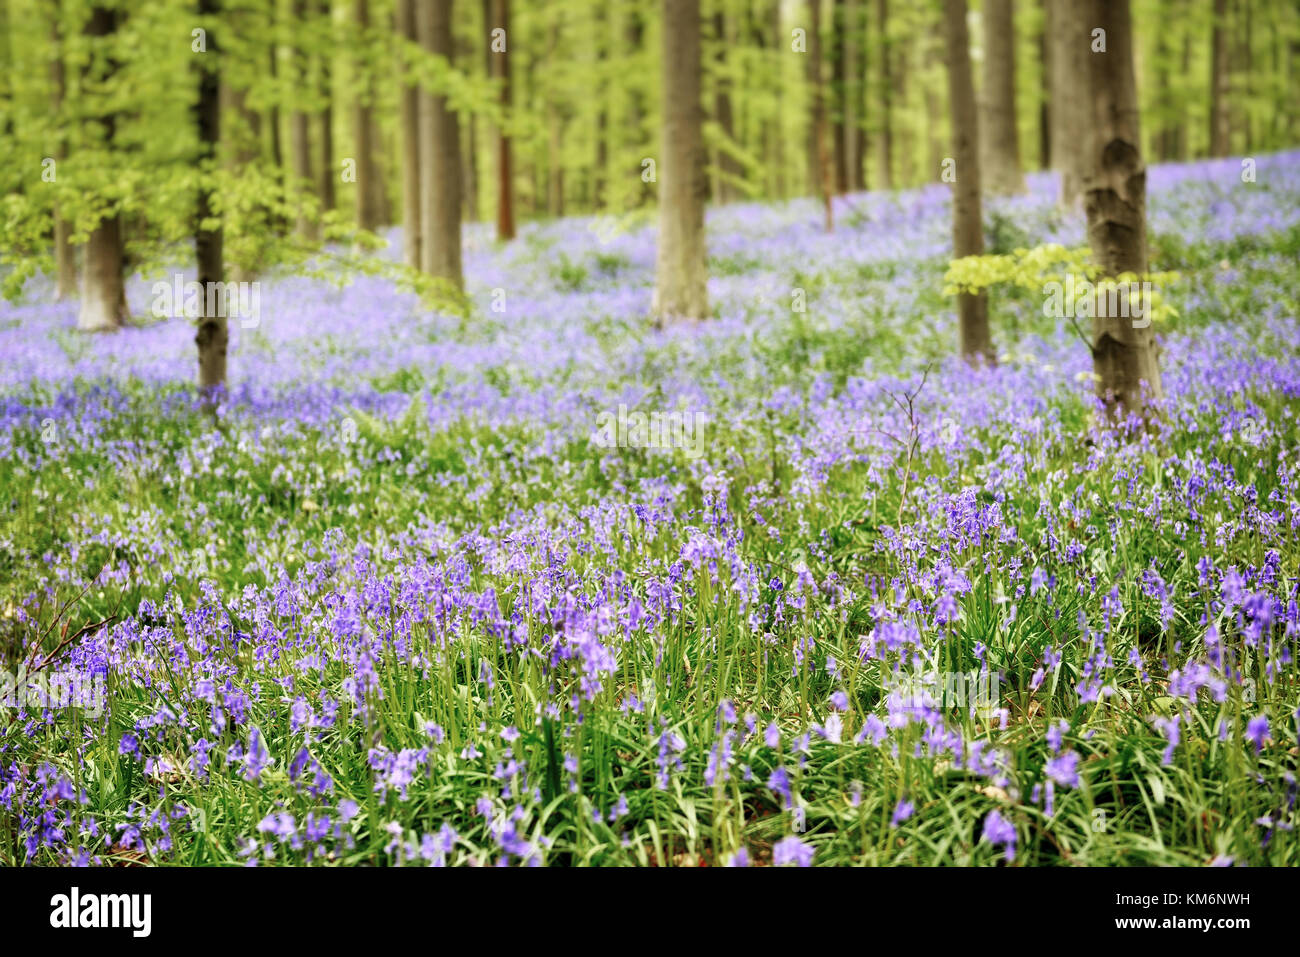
[
  {"left": 1209, "top": 0, "right": 1230, "bottom": 156},
  {"left": 593, "top": 0, "right": 609, "bottom": 209},
  {"left": 808, "top": 0, "right": 833, "bottom": 229},
  {"left": 78, "top": 5, "right": 125, "bottom": 332},
  {"left": 49, "top": 0, "right": 76, "bottom": 300},
  {"left": 876, "top": 0, "right": 893, "bottom": 190},
  {"left": 980, "top": 0, "right": 1025, "bottom": 193},
  {"left": 417, "top": 0, "right": 463, "bottom": 286},
  {"left": 925, "top": 32, "right": 944, "bottom": 182},
  {"left": 464, "top": 102, "right": 480, "bottom": 221},
  {"left": 268, "top": 25, "right": 284, "bottom": 171},
  {"left": 291, "top": 0, "right": 316, "bottom": 238},
  {"left": 830, "top": 0, "right": 847, "bottom": 193},
  {"left": 1082, "top": 0, "right": 1162, "bottom": 421},
  {"left": 491, "top": 0, "right": 515, "bottom": 239},
  {"left": 712, "top": 9, "right": 738, "bottom": 204},
  {"left": 653, "top": 0, "right": 708, "bottom": 322},
  {"left": 318, "top": 0, "right": 336, "bottom": 216},
  {"left": 1176, "top": 18, "right": 1191, "bottom": 159},
  {"left": 1048, "top": 0, "right": 1084, "bottom": 210},
  {"left": 196, "top": 0, "right": 226, "bottom": 404},
  {"left": 369, "top": 111, "right": 391, "bottom": 222},
  {"left": 769, "top": 0, "right": 786, "bottom": 198},
  {"left": 1039, "top": 11, "right": 1051, "bottom": 169},
  {"left": 943, "top": 0, "right": 992, "bottom": 362},
  {"left": 843, "top": 0, "right": 860, "bottom": 192},
  {"left": 223, "top": 82, "right": 262, "bottom": 283},
  {"left": 354, "top": 0, "right": 381, "bottom": 230},
  {"left": 398, "top": 0, "right": 421, "bottom": 265},
  {"left": 545, "top": 14, "right": 564, "bottom": 218}
]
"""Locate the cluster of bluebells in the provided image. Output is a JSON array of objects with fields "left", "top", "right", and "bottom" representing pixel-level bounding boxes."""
[{"left": 2, "top": 155, "right": 1300, "bottom": 865}]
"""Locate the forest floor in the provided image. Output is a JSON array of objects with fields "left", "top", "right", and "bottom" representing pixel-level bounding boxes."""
[{"left": 2, "top": 152, "right": 1299, "bottom": 865}]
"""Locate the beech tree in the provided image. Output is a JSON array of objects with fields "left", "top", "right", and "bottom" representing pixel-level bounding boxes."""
[
  {"left": 1082, "top": 0, "right": 1163, "bottom": 420},
  {"left": 196, "top": 0, "right": 226, "bottom": 405},
  {"left": 78, "top": 4, "right": 126, "bottom": 333},
  {"left": 653, "top": 0, "right": 708, "bottom": 322},
  {"left": 980, "top": 0, "right": 1025, "bottom": 194},
  {"left": 943, "top": 0, "right": 992, "bottom": 362},
  {"left": 291, "top": 0, "right": 316, "bottom": 238},
  {"left": 417, "top": 0, "right": 463, "bottom": 288},
  {"left": 398, "top": 0, "right": 421, "bottom": 267},
  {"left": 1048, "top": 0, "right": 1086, "bottom": 210},
  {"left": 490, "top": 0, "right": 515, "bottom": 240},
  {"left": 808, "top": 0, "right": 833, "bottom": 229},
  {"left": 353, "top": 0, "right": 382, "bottom": 231},
  {"left": 1209, "top": 0, "right": 1230, "bottom": 156},
  {"left": 49, "top": 0, "right": 75, "bottom": 301}
]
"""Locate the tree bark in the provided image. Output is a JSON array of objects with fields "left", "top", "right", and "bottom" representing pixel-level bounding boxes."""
[
  {"left": 417, "top": 0, "right": 463, "bottom": 286},
  {"left": 876, "top": 0, "right": 893, "bottom": 190},
  {"left": 491, "top": 0, "right": 515, "bottom": 240},
  {"left": 545, "top": 13, "right": 564, "bottom": 218},
  {"left": 318, "top": 0, "right": 336, "bottom": 217},
  {"left": 354, "top": 0, "right": 381, "bottom": 230},
  {"left": 808, "top": 0, "right": 833, "bottom": 229},
  {"left": 1039, "top": 10, "right": 1050, "bottom": 169},
  {"left": 398, "top": 0, "right": 422, "bottom": 265},
  {"left": 1209, "top": 0, "right": 1230, "bottom": 156},
  {"left": 291, "top": 0, "right": 316, "bottom": 238},
  {"left": 49, "top": 0, "right": 76, "bottom": 300},
  {"left": 980, "top": 0, "right": 1025, "bottom": 194},
  {"left": 712, "top": 9, "right": 738, "bottom": 204},
  {"left": 653, "top": 0, "right": 708, "bottom": 322},
  {"left": 78, "top": 5, "right": 125, "bottom": 332},
  {"left": 943, "top": 0, "right": 992, "bottom": 362},
  {"left": 196, "top": 0, "right": 227, "bottom": 405},
  {"left": 1082, "top": 0, "right": 1162, "bottom": 421},
  {"left": 842, "top": 0, "right": 860, "bottom": 192},
  {"left": 1048, "top": 0, "right": 1084, "bottom": 210}
]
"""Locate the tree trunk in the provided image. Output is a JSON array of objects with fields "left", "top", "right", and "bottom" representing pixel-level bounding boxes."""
[
  {"left": 925, "top": 32, "right": 945, "bottom": 182},
  {"left": 78, "top": 5, "right": 125, "bottom": 332},
  {"left": 545, "top": 14, "right": 564, "bottom": 218},
  {"left": 196, "top": 0, "right": 226, "bottom": 405},
  {"left": 49, "top": 0, "right": 76, "bottom": 300},
  {"left": 354, "top": 0, "right": 381, "bottom": 230},
  {"left": 980, "top": 0, "right": 1025, "bottom": 194},
  {"left": 829, "top": 0, "right": 847, "bottom": 193},
  {"left": 464, "top": 102, "right": 480, "bottom": 221},
  {"left": 223, "top": 82, "right": 262, "bottom": 283},
  {"left": 417, "top": 0, "right": 463, "bottom": 286},
  {"left": 842, "top": 0, "right": 860, "bottom": 192},
  {"left": 318, "top": 0, "right": 336, "bottom": 217},
  {"left": 291, "top": 0, "right": 316, "bottom": 238},
  {"left": 491, "top": 0, "right": 515, "bottom": 240},
  {"left": 1048, "top": 0, "right": 1084, "bottom": 210},
  {"left": 1209, "top": 0, "right": 1230, "bottom": 156},
  {"left": 876, "top": 0, "right": 893, "bottom": 190},
  {"left": 768, "top": 0, "right": 786, "bottom": 198},
  {"left": 943, "top": 0, "right": 992, "bottom": 362},
  {"left": 1039, "top": 11, "right": 1050, "bottom": 169},
  {"left": 1081, "top": 0, "right": 1162, "bottom": 421},
  {"left": 712, "top": 9, "right": 738, "bottom": 204},
  {"left": 653, "top": 0, "right": 708, "bottom": 322},
  {"left": 398, "top": 0, "right": 421, "bottom": 265},
  {"left": 808, "top": 0, "right": 833, "bottom": 229},
  {"left": 268, "top": 21, "right": 284, "bottom": 171}
]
